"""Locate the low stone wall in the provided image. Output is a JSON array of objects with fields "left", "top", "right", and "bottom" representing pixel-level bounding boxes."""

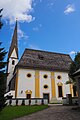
[
  {"left": 62, "top": 97, "right": 78, "bottom": 105},
  {"left": 6, "top": 98, "right": 48, "bottom": 106}
]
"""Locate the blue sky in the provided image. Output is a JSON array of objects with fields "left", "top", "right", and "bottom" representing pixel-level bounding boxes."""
[{"left": 0, "top": 0, "right": 80, "bottom": 59}]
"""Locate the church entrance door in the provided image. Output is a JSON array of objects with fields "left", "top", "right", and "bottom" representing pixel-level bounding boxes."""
[
  {"left": 26, "top": 94, "right": 31, "bottom": 99},
  {"left": 43, "top": 93, "right": 49, "bottom": 103}
]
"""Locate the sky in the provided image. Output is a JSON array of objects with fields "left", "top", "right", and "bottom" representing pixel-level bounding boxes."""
[{"left": 0, "top": 0, "right": 80, "bottom": 60}]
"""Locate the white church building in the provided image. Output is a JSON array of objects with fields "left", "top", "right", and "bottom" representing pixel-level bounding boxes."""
[{"left": 6, "top": 21, "right": 74, "bottom": 103}]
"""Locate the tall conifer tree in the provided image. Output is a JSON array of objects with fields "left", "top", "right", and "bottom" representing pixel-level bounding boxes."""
[{"left": 0, "top": 9, "right": 7, "bottom": 111}]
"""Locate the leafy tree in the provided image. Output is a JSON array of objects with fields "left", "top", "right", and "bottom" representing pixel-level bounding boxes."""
[
  {"left": 66, "top": 52, "right": 80, "bottom": 85},
  {"left": 67, "top": 52, "right": 80, "bottom": 107},
  {"left": 66, "top": 53, "right": 80, "bottom": 94},
  {"left": 0, "top": 9, "right": 7, "bottom": 111}
]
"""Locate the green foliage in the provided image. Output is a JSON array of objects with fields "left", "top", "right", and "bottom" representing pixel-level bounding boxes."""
[
  {"left": 69, "top": 52, "right": 80, "bottom": 83},
  {"left": 0, "top": 42, "right": 7, "bottom": 111},
  {"left": 0, "top": 105, "right": 48, "bottom": 120},
  {"left": 0, "top": 9, "right": 7, "bottom": 111}
]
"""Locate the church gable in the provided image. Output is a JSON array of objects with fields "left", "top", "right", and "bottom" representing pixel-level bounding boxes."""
[
  {"left": 17, "top": 49, "right": 72, "bottom": 72},
  {"left": 10, "top": 48, "right": 18, "bottom": 58}
]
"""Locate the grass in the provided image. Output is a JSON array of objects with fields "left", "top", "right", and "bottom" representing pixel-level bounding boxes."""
[{"left": 0, "top": 105, "right": 48, "bottom": 120}]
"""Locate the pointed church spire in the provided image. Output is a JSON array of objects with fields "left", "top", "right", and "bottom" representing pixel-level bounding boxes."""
[{"left": 8, "top": 20, "right": 18, "bottom": 58}]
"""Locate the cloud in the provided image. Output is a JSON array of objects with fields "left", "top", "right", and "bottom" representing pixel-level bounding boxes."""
[
  {"left": 18, "top": 27, "right": 28, "bottom": 40},
  {"left": 28, "top": 44, "right": 41, "bottom": 50},
  {"left": 69, "top": 51, "right": 76, "bottom": 55},
  {"left": 64, "top": 4, "right": 75, "bottom": 14},
  {"left": 33, "top": 24, "right": 42, "bottom": 31},
  {"left": 0, "top": 0, "right": 35, "bottom": 24},
  {"left": 33, "top": 27, "right": 39, "bottom": 31}
]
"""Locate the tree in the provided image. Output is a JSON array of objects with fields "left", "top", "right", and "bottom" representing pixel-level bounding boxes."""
[
  {"left": 0, "top": 9, "right": 7, "bottom": 111},
  {"left": 69, "top": 52, "right": 80, "bottom": 84},
  {"left": 66, "top": 52, "right": 80, "bottom": 84},
  {"left": 68, "top": 52, "right": 80, "bottom": 107},
  {"left": 0, "top": 9, "right": 3, "bottom": 29}
]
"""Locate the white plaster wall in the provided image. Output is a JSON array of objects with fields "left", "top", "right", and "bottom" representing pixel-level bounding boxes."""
[
  {"left": 7, "top": 58, "right": 18, "bottom": 86},
  {"left": 8, "top": 57, "right": 18, "bottom": 75},
  {"left": 17, "top": 69, "right": 35, "bottom": 98},
  {"left": 54, "top": 72, "right": 70, "bottom": 100},
  {"left": 16, "top": 68, "right": 70, "bottom": 102},
  {"left": 39, "top": 71, "right": 52, "bottom": 100}
]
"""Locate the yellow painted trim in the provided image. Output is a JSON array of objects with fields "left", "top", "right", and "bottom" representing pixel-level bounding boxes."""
[
  {"left": 35, "top": 70, "right": 40, "bottom": 97},
  {"left": 51, "top": 72, "right": 56, "bottom": 97},
  {"left": 25, "top": 90, "right": 32, "bottom": 94},
  {"left": 15, "top": 69, "right": 18, "bottom": 98},
  {"left": 76, "top": 91, "right": 78, "bottom": 97},
  {"left": 57, "top": 82, "right": 63, "bottom": 86},
  {"left": 70, "top": 84, "right": 73, "bottom": 96}
]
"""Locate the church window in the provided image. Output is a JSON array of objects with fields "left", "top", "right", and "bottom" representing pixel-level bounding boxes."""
[
  {"left": 12, "top": 60, "right": 15, "bottom": 65},
  {"left": 44, "top": 85, "right": 48, "bottom": 89},
  {"left": 73, "top": 85, "right": 77, "bottom": 96},
  {"left": 58, "top": 86, "right": 63, "bottom": 97},
  {"left": 27, "top": 73, "right": 32, "bottom": 78},
  {"left": 43, "top": 74, "right": 48, "bottom": 79},
  {"left": 57, "top": 75, "right": 61, "bottom": 80},
  {"left": 26, "top": 94, "right": 31, "bottom": 99},
  {"left": 38, "top": 54, "right": 44, "bottom": 60}
]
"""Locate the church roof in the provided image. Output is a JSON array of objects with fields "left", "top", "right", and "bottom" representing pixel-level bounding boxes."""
[
  {"left": 8, "top": 21, "right": 18, "bottom": 58},
  {"left": 17, "top": 49, "right": 72, "bottom": 72}
]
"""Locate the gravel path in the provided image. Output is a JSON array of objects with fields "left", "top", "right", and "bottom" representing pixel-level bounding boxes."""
[{"left": 14, "top": 105, "right": 80, "bottom": 120}]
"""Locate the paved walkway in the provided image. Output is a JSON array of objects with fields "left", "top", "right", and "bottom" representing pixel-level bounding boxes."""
[{"left": 14, "top": 105, "right": 80, "bottom": 120}]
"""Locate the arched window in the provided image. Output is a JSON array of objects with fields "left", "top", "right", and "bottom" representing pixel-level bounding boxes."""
[
  {"left": 12, "top": 60, "right": 15, "bottom": 65},
  {"left": 73, "top": 85, "right": 77, "bottom": 96},
  {"left": 57, "top": 83, "right": 63, "bottom": 97},
  {"left": 58, "top": 86, "right": 63, "bottom": 97}
]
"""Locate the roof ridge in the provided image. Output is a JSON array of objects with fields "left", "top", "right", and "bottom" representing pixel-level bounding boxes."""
[{"left": 25, "top": 48, "right": 70, "bottom": 56}]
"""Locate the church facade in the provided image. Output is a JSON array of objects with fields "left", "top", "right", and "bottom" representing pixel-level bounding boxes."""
[{"left": 6, "top": 21, "right": 73, "bottom": 103}]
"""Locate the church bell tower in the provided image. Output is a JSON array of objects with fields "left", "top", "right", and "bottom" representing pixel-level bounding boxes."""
[{"left": 7, "top": 21, "right": 18, "bottom": 91}]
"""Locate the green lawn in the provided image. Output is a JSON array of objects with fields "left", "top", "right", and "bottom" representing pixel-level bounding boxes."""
[{"left": 0, "top": 105, "right": 48, "bottom": 120}]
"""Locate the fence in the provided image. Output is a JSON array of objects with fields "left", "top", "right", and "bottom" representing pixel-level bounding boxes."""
[
  {"left": 62, "top": 97, "right": 78, "bottom": 105},
  {"left": 6, "top": 98, "right": 48, "bottom": 106}
]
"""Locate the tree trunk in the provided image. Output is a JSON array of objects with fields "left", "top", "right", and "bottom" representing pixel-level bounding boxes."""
[{"left": 76, "top": 77, "right": 80, "bottom": 107}]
